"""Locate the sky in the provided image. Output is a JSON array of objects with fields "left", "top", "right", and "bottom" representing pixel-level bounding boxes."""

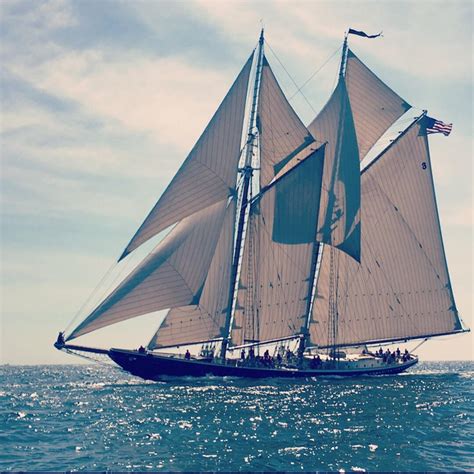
[{"left": 1, "top": 0, "right": 472, "bottom": 364}]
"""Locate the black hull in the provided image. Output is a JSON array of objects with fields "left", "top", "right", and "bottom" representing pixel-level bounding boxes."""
[{"left": 108, "top": 349, "right": 418, "bottom": 380}]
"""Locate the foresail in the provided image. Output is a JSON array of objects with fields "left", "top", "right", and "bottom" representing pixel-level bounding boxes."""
[
  {"left": 67, "top": 199, "right": 230, "bottom": 340},
  {"left": 119, "top": 54, "right": 253, "bottom": 260},
  {"left": 258, "top": 56, "right": 317, "bottom": 187},
  {"left": 307, "top": 48, "right": 411, "bottom": 261},
  {"left": 148, "top": 200, "right": 236, "bottom": 348},
  {"left": 309, "top": 79, "right": 361, "bottom": 261},
  {"left": 232, "top": 146, "right": 325, "bottom": 345},
  {"left": 345, "top": 49, "right": 411, "bottom": 160},
  {"left": 309, "top": 118, "right": 462, "bottom": 347}
]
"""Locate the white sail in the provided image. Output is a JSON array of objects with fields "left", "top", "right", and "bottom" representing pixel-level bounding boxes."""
[
  {"left": 232, "top": 146, "right": 325, "bottom": 345},
  {"left": 148, "top": 200, "right": 236, "bottom": 348},
  {"left": 67, "top": 199, "right": 230, "bottom": 340},
  {"left": 258, "top": 56, "right": 316, "bottom": 187},
  {"left": 309, "top": 78, "right": 361, "bottom": 261},
  {"left": 309, "top": 118, "right": 462, "bottom": 347},
  {"left": 307, "top": 49, "right": 411, "bottom": 262},
  {"left": 119, "top": 54, "right": 253, "bottom": 260},
  {"left": 345, "top": 49, "right": 411, "bottom": 160}
]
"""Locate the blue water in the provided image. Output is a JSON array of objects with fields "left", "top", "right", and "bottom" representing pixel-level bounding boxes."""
[{"left": 1, "top": 362, "right": 472, "bottom": 472}]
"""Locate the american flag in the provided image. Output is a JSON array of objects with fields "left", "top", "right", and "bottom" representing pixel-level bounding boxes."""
[{"left": 425, "top": 116, "right": 453, "bottom": 136}]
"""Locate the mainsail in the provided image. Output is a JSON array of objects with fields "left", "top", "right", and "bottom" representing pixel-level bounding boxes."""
[
  {"left": 309, "top": 116, "right": 463, "bottom": 347},
  {"left": 233, "top": 145, "right": 325, "bottom": 346},
  {"left": 119, "top": 54, "right": 254, "bottom": 260},
  {"left": 67, "top": 199, "right": 230, "bottom": 340}
]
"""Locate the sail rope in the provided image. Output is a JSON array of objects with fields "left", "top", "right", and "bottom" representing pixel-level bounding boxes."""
[
  {"left": 62, "top": 347, "right": 117, "bottom": 367},
  {"left": 63, "top": 234, "right": 157, "bottom": 338},
  {"left": 63, "top": 260, "right": 118, "bottom": 336},
  {"left": 291, "top": 45, "right": 343, "bottom": 100},
  {"left": 265, "top": 39, "right": 343, "bottom": 115},
  {"left": 410, "top": 338, "right": 429, "bottom": 353},
  {"left": 264, "top": 40, "right": 317, "bottom": 114}
]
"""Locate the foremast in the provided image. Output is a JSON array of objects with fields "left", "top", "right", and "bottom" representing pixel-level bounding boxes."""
[{"left": 220, "top": 29, "right": 265, "bottom": 359}]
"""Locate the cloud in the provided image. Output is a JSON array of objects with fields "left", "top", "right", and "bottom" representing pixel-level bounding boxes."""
[{"left": 8, "top": 49, "right": 243, "bottom": 153}]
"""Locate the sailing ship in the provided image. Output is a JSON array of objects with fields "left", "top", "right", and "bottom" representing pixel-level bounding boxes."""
[{"left": 55, "top": 30, "right": 468, "bottom": 379}]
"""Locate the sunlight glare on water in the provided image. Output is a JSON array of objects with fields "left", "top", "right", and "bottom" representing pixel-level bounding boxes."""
[{"left": 0, "top": 362, "right": 472, "bottom": 471}]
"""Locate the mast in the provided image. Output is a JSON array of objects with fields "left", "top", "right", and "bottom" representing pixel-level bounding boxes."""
[
  {"left": 297, "top": 241, "right": 320, "bottom": 360},
  {"left": 220, "top": 29, "right": 265, "bottom": 359},
  {"left": 299, "top": 33, "right": 349, "bottom": 361},
  {"left": 327, "top": 33, "right": 349, "bottom": 360},
  {"left": 339, "top": 32, "right": 349, "bottom": 79}
]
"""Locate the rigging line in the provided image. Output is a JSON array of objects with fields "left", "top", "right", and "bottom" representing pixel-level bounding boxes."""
[
  {"left": 410, "top": 337, "right": 429, "bottom": 353},
  {"left": 64, "top": 260, "right": 118, "bottom": 335},
  {"left": 289, "top": 45, "right": 343, "bottom": 101},
  {"left": 264, "top": 40, "right": 318, "bottom": 115}
]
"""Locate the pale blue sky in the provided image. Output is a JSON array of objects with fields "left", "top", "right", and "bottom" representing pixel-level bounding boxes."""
[{"left": 1, "top": 0, "right": 472, "bottom": 364}]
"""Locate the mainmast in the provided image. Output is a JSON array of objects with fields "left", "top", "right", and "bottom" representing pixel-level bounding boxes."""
[
  {"left": 327, "top": 33, "right": 350, "bottom": 360},
  {"left": 220, "top": 29, "right": 265, "bottom": 359},
  {"left": 298, "top": 34, "right": 350, "bottom": 361}
]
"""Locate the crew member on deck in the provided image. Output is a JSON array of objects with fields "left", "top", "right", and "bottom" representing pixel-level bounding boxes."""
[{"left": 185, "top": 350, "right": 191, "bottom": 360}]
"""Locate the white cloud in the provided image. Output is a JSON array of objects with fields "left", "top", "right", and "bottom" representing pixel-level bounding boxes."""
[{"left": 8, "top": 50, "right": 239, "bottom": 155}]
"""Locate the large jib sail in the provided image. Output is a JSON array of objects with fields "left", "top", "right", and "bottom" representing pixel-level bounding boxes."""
[
  {"left": 308, "top": 47, "right": 411, "bottom": 262},
  {"left": 119, "top": 54, "right": 254, "bottom": 260},
  {"left": 67, "top": 199, "right": 231, "bottom": 340},
  {"left": 309, "top": 116, "right": 463, "bottom": 348},
  {"left": 148, "top": 200, "right": 236, "bottom": 348}
]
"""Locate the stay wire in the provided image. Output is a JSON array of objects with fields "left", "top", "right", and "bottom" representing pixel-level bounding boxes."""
[
  {"left": 64, "top": 260, "right": 118, "bottom": 336},
  {"left": 289, "top": 45, "right": 343, "bottom": 100},
  {"left": 264, "top": 40, "right": 318, "bottom": 115}
]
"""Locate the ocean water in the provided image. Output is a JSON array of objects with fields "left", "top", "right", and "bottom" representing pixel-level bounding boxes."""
[{"left": 1, "top": 361, "right": 472, "bottom": 472}]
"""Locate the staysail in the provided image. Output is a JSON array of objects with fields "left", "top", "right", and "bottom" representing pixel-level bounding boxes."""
[
  {"left": 119, "top": 54, "right": 254, "bottom": 260},
  {"left": 148, "top": 200, "right": 236, "bottom": 348},
  {"left": 232, "top": 145, "right": 325, "bottom": 346},
  {"left": 308, "top": 47, "right": 411, "bottom": 262},
  {"left": 258, "top": 56, "right": 317, "bottom": 187},
  {"left": 309, "top": 117, "right": 463, "bottom": 347},
  {"left": 67, "top": 199, "right": 231, "bottom": 340}
]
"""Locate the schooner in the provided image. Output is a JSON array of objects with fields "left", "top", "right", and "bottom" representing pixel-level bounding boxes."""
[{"left": 55, "top": 30, "right": 468, "bottom": 379}]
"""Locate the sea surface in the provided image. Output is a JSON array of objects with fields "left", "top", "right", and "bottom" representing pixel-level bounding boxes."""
[{"left": 1, "top": 361, "right": 472, "bottom": 472}]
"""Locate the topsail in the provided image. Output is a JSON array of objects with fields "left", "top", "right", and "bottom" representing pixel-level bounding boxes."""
[
  {"left": 308, "top": 47, "right": 411, "bottom": 262},
  {"left": 258, "top": 57, "right": 316, "bottom": 187}
]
